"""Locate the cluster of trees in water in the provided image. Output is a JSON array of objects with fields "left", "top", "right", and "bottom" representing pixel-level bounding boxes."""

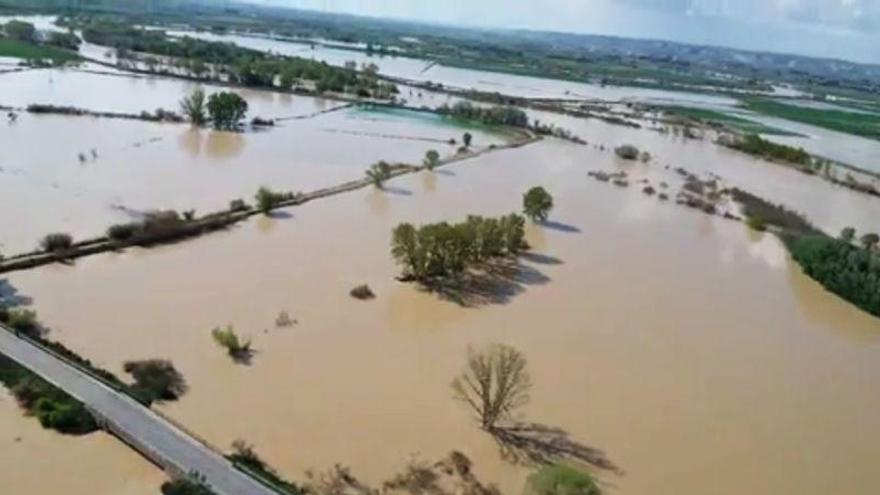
[
  {"left": 78, "top": 22, "right": 397, "bottom": 98},
  {"left": 391, "top": 214, "right": 527, "bottom": 281},
  {"left": 437, "top": 101, "right": 529, "bottom": 128},
  {"left": 791, "top": 230, "right": 880, "bottom": 317},
  {"left": 0, "top": 20, "right": 80, "bottom": 64}
]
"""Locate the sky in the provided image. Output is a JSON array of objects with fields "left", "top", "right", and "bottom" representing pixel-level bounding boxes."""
[{"left": 249, "top": 0, "right": 880, "bottom": 64}]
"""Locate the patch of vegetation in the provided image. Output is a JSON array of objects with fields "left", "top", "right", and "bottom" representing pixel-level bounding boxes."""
[
  {"left": 614, "top": 144, "right": 639, "bottom": 160},
  {"left": 227, "top": 440, "right": 302, "bottom": 494},
  {"left": 123, "top": 359, "right": 187, "bottom": 405},
  {"left": 523, "top": 187, "right": 554, "bottom": 222},
  {"left": 525, "top": 464, "right": 600, "bottom": 495},
  {"left": 254, "top": 186, "right": 291, "bottom": 214},
  {"left": 0, "top": 37, "right": 77, "bottom": 63},
  {"left": 207, "top": 91, "right": 248, "bottom": 130},
  {"left": 180, "top": 87, "right": 207, "bottom": 126},
  {"left": 438, "top": 101, "right": 529, "bottom": 128},
  {"left": 744, "top": 99, "right": 880, "bottom": 141},
  {"left": 366, "top": 160, "right": 392, "bottom": 187},
  {"left": 725, "top": 133, "right": 810, "bottom": 165},
  {"left": 791, "top": 235, "right": 880, "bottom": 317},
  {"left": 349, "top": 284, "right": 375, "bottom": 300},
  {"left": 423, "top": 149, "right": 440, "bottom": 170},
  {"left": 659, "top": 105, "right": 794, "bottom": 135},
  {"left": 211, "top": 325, "right": 252, "bottom": 362},
  {"left": 76, "top": 21, "right": 396, "bottom": 98},
  {"left": 391, "top": 214, "right": 527, "bottom": 282},
  {"left": 0, "top": 354, "right": 98, "bottom": 435},
  {"left": 40, "top": 232, "right": 73, "bottom": 252},
  {"left": 729, "top": 188, "right": 816, "bottom": 239},
  {"left": 161, "top": 474, "right": 216, "bottom": 495}
]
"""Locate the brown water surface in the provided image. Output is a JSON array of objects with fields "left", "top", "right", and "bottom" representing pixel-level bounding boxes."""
[{"left": 8, "top": 139, "right": 880, "bottom": 495}]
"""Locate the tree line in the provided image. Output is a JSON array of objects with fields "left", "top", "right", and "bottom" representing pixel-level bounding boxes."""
[
  {"left": 78, "top": 22, "right": 397, "bottom": 99},
  {"left": 437, "top": 101, "right": 529, "bottom": 128},
  {"left": 791, "top": 230, "right": 880, "bottom": 317}
]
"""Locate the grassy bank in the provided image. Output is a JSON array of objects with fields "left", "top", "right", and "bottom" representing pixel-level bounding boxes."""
[
  {"left": 0, "top": 38, "right": 78, "bottom": 63},
  {"left": 743, "top": 99, "right": 880, "bottom": 141}
]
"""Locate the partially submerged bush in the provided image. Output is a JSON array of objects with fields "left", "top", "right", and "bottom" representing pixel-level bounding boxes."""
[
  {"left": 123, "top": 359, "right": 187, "bottom": 405},
  {"left": 614, "top": 144, "right": 639, "bottom": 160},
  {"left": 229, "top": 198, "right": 249, "bottom": 212},
  {"left": 211, "top": 325, "right": 251, "bottom": 360},
  {"left": 6, "top": 308, "right": 40, "bottom": 337},
  {"left": 254, "top": 186, "right": 288, "bottom": 214},
  {"left": 40, "top": 232, "right": 73, "bottom": 252},
  {"left": 350, "top": 284, "right": 375, "bottom": 300},
  {"left": 107, "top": 223, "right": 138, "bottom": 241},
  {"left": 525, "top": 464, "right": 600, "bottom": 495},
  {"left": 366, "top": 161, "right": 392, "bottom": 187}
]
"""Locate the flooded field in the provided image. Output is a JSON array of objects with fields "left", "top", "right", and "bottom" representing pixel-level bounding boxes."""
[
  {"left": 2, "top": 13, "right": 880, "bottom": 495},
  {"left": 7, "top": 135, "right": 880, "bottom": 495},
  {"left": 0, "top": 388, "right": 163, "bottom": 494},
  {"left": 0, "top": 91, "right": 502, "bottom": 253}
]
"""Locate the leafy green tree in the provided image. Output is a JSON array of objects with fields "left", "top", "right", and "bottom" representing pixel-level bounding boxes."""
[
  {"left": 840, "top": 227, "right": 856, "bottom": 243},
  {"left": 179, "top": 87, "right": 207, "bottom": 126},
  {"left": 366, "top": 161, "right": 392, "bottom": 188},
  {"left": 523, "top": 187, "right": 554, "bottom": 222},
  {"left": 206, "top": 91, "right": 248, "bottom": 130},
  {"left": 254, "top": 186, "right": 284, "bottom": 214},
  {"left": 452, "top": 343, "right": 531, "bottom": 430},
  {"left": 525, "top": 464, "right": 599, "bottom": 495},
  {"left": 3, "top": 21, "right": 36, "bottom": 42},
  {"left": 791, "top": 235, "right": 880, "bottom": 317},
  {"left": 423, "top": 149, "right": 440, "bottom": 170},
  {"left": 861, "top": 232, "right": 879, "bottom": 251}
]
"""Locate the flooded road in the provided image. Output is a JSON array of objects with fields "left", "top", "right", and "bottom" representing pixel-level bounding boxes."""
[{"left": 8, "top": 138, "right": 880, "bottom": 495}]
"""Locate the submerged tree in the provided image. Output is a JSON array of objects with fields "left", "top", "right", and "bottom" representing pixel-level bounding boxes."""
[
  {"left": 207, "top": 91, "right": 248, "bottom": 130},
  {"left": 254, "top": 186, "right": 285, "bottom": 214},
  {"left": 860, "top": 232, "right": 879, "bottom": 251},
  {"left": 452, "top": 343, "right": 531, "bottom": 431},
  {"left": 463, "top": 132, "right": 473, "bottom": 148},
  {"left": 211, "top": 325, "right": 251, "bottom": 360},
  {"left": 522, "top": 187, "right": 554, "bottom": 222},
  {"left": 524, "top": 464, "right": 600, "bottom": 495},
  {"left": 179, "top": 87, "right": 207, "bottom": 126},
  {"left": 366, "top": 161, "right": 392, "bottom": 188},
  {"left": 391, "top": 214, "right": 526, "bottom": 281},
  {"left": 424, "top": 149, "right": 440, "bottom": 170}
]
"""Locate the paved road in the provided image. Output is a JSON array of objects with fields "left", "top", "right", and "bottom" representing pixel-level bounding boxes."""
[{"left": 0, "top": 327, "right": 278, "bottom": 495}]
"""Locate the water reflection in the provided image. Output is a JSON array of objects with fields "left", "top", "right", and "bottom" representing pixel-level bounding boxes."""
[
  {"left": 204, "top": 130, "right": 246, "bottom": 159},
  {"left": 365, "top": 188, "right": 390, "bottom": 215}
]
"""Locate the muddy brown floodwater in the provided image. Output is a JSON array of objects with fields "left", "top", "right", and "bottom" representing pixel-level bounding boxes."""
[
  {"left": 0, "top": 387, "right": 164, "bottom": 494},
  {"left": 7, "top": 134, "right": 880, "bottom": 495}
]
